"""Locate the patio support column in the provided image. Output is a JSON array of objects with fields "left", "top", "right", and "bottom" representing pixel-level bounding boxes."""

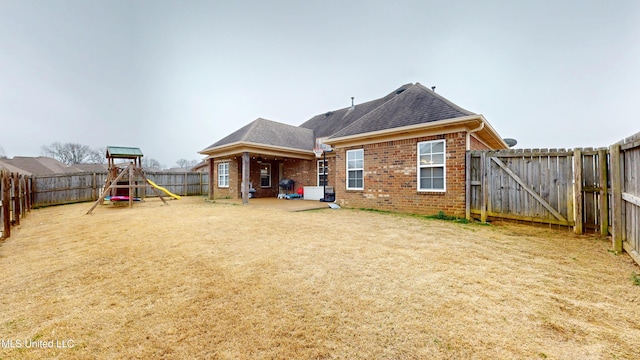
[
  {"left": 208, "top": 157, "right": 215, "bottom": 200},
  {"left": 242, "top": 152, "right": 250, "bottom": 205}
]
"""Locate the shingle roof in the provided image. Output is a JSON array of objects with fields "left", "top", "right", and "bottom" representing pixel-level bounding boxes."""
[
  {"left": 0, "top": 156, "right": 81, "bottom": 175},
  {"left": 329, "top": 83, "right": 475, "bottom": 139},
  {"left": 74, "top": 163, "right": 109, "bottom": 172},
  {"left": 0, "top": 159, "right": 32, "bottom": 175},
  {"left": 299, "top": 83, "right": 414, "bottom": 138},
  {"left": 200, "top": 82, "right": 491, "bottom": 155},
  {"left": 202, "top": 118, "right": 315, "bottom": 152}
]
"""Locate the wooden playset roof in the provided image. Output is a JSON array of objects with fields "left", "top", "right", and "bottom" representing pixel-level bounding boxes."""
[{"left": 106, "top": 146, "right": 144, "bottom": 159}]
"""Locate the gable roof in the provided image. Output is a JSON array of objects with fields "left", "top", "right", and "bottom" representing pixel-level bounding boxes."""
[
  {"left": 200, "top": 82, "right": 506, "bottom": 157},
  {"left": 201, "top": 118, "right": 315, "bottom": 153},
  {"left": 0, "top": 156, "right": 81, "bottom": 175},
  {"left": 0, "top": 159, "right": 30, "bottom": 174},
  {"left": 299, "top": 83, "right": 413, "bottom": 139},
  {"left": 329, "top": 83, "right": 475, "bottom": 139}
]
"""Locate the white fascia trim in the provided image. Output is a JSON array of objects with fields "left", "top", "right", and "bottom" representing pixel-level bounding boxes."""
[{"left": 199, "top": 141, "right": 315, "bottom": 159}]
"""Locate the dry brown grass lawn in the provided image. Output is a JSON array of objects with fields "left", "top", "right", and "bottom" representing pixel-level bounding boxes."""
[{"left": 1, "top": 196, "right": 640, "bottom": 359}]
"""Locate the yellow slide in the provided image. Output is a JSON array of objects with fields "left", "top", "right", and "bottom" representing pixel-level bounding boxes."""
[{"left": 147, "top": 179, "right": 181, "bottom": 200}]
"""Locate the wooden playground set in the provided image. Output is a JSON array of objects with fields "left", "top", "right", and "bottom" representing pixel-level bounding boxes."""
[{"left": 86, "top": 146, "right": 180, "bottom": 214}]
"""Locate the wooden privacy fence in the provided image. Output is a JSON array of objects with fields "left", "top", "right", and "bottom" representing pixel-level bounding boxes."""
[
  {"left": 610, "top": 132, "right": 640, "bottom": 265},
  {"left": 467, "top": 130, "right": 640, "bottom": 265},
  {"left": 0, "top": 168, "right": 32, "bottom": 240},
  {"left": 32, "top": 171, "right": 209, "bottom": 207},
  {"left": 466, "top": 148, "right": 609, "bottom": 233},
  {"left": 145, "top": 171, "right": 209, "bottom": 198},
  {"left": 32, "top": 172, "right": 109, "bottom": 207}
]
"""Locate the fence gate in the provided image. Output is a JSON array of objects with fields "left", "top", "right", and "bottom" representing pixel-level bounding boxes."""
[{"left": 467, "top": 149, "right": 577, "bottom": 227}]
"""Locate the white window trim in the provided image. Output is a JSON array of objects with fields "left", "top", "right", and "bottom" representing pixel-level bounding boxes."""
[
  {"left": 317, "top": 159, "right": 327, "bottom": 186},
  {"left": 218, "top": 162, "right": 229, "bottom": 188},
  {"left": 417, "top": 140, "right": 446, "bottom": 192},
  {"left": 260, "top": 163, "right": 271, "bottom": 188},
  {"left": 346, "top": 149, "right": 364, "bottom": 190}
]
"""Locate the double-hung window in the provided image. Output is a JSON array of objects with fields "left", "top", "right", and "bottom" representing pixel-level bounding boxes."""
[
  {"left": 218, "top": 163, "right": 229, "bottom": 188},
  {"left": 418, "top": 140, "right": 446, "bottom": 191},
  {"left": 317, "top": 160, "right": 328, "bottom": 186},
  {"left": 346, "top": 149, "right": 364, "bottom": 190}
]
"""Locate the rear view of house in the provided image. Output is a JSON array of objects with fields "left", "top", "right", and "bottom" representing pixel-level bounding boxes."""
[{"left": 199, "top": 82, "right": 507, "bottom": 216}]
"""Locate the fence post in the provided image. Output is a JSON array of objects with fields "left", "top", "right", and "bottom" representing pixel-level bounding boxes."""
[
  {"left": 480, "top": 152, "right": 487, "bottom": 223},
  {"left": 598, "top": 148, "right": 609, "bottom": 236},
  {"left": 30, "top": 175, "right": 36, "bottom": 208},
  {"left": 465, "top": 151, "right": 471, "bottom": 221},
  {"left": 2, "top": 170, "right": 10, "bottom": 239},
  {"left": 19, "top": 175, "right": 25, "bottom": 218},
  {"left": 12, "top": 173, "right": 19, "bottom": 226},
  {"left": 573, "top": 149, "right": 583, "bottom": 234},
  {"left": 609, "top": 143, "right": 623, "bottom": 252},
  {"left": 25, "top": 176, "right": 31, "bottom": 213},
  {"left": 92, "top": 172, "right": 97, "bottom": 200}
]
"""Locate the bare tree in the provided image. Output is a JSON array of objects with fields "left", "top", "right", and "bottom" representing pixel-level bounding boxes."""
[
  {"left": 175, "top": 158, "right": 199, "bottom": 169},
  {"left": 142, "top": 157, "right": 162, "bottom": 169},
  {"left": 0, "top": 145, "right": 6, "bottom": 159},
  {"left": 41, "top": 142, "right": 94, "bottom": 165},
  {"left": 87, "top": 147, "right": 106, "bottom": 164}
]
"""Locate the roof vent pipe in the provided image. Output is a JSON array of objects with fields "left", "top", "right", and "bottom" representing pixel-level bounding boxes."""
[
  {"left": 431, "top": 86, "right": 436, "bottom": 92},
  {"left": 351, "top": 97, "right": 354, "bottom": 108}
]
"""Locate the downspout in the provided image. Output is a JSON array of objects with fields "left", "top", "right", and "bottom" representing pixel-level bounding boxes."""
[{"left": 466, "top": 120, "right": 485, "bottom": 151}]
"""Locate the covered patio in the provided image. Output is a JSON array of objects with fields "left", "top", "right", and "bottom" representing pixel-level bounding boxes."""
[
  {"left": 211, "top": 197, "right": 332, "bottom": 212},
  {"left": 199, "top": 118, "right": 334, "bottom": 204}
]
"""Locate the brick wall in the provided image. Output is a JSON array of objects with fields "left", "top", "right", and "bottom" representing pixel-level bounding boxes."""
[
  {"left": 332, "top": 132, "right": 468, "bottom": 217},
  {"left": 211, "top": 158, "right": 240, "bottom": 199},
  {"left": 211, "top": 157, "right": 323, "bottom": 199},
  {"left": 282, "top": 158, "right": 317, "bottom": 193},
  {"left": 470, "top": 135, "right": 492, "bottom": 151}
]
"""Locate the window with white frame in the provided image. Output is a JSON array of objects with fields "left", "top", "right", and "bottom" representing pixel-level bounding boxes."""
[
  {"left": 317, "top": 160, "right": 328, "bottom": 186},
  {"left": 218, "top": 162, "right": 229, "bottom": 188},
  {"left": 260, "top": 163, "right": 271, "bottom": 187},
  {"left": 418, "top": 140, "right": 446, "bottom": 191},
  {"left": 346, "top": 149, "right": 364, "bottom": 190}
]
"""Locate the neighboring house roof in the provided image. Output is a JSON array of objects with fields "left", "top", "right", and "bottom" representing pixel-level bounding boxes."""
[
  {"left": 0, "top": 159, "right": 30, "bottom": 175},
  {"left": 329, "top": 83, "right": 475, "bottom": 139},
  {"left": 74, "top": 163, "right": 109, "bottom": 172},
  {"left": 0, "top": 156, "right": 81, "bottom": 175},
  {"left": 201, "top": 118, "right": 315, "bottom": 152},
  {"left": 106, "top": 146, "right": 144, "bottom": 158},
  {"left": 165, "top": 167, "right": 191, "bottom": 173},
  {"left": 191, "top": 160, "right": 208, "bottom": 172}
]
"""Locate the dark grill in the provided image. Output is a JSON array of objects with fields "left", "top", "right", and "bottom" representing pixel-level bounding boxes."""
[{"left": 279, "top": 179, "right": 295, "bottom": 193}]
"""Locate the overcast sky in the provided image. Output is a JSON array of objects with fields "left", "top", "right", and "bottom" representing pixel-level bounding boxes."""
[{"left": 1, "top": 0, "right": 639, "bottom": 168}]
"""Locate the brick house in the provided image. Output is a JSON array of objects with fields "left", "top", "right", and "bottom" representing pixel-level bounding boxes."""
[{"left": 199, "top": 82, "right": 507, "bottom": 216}]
